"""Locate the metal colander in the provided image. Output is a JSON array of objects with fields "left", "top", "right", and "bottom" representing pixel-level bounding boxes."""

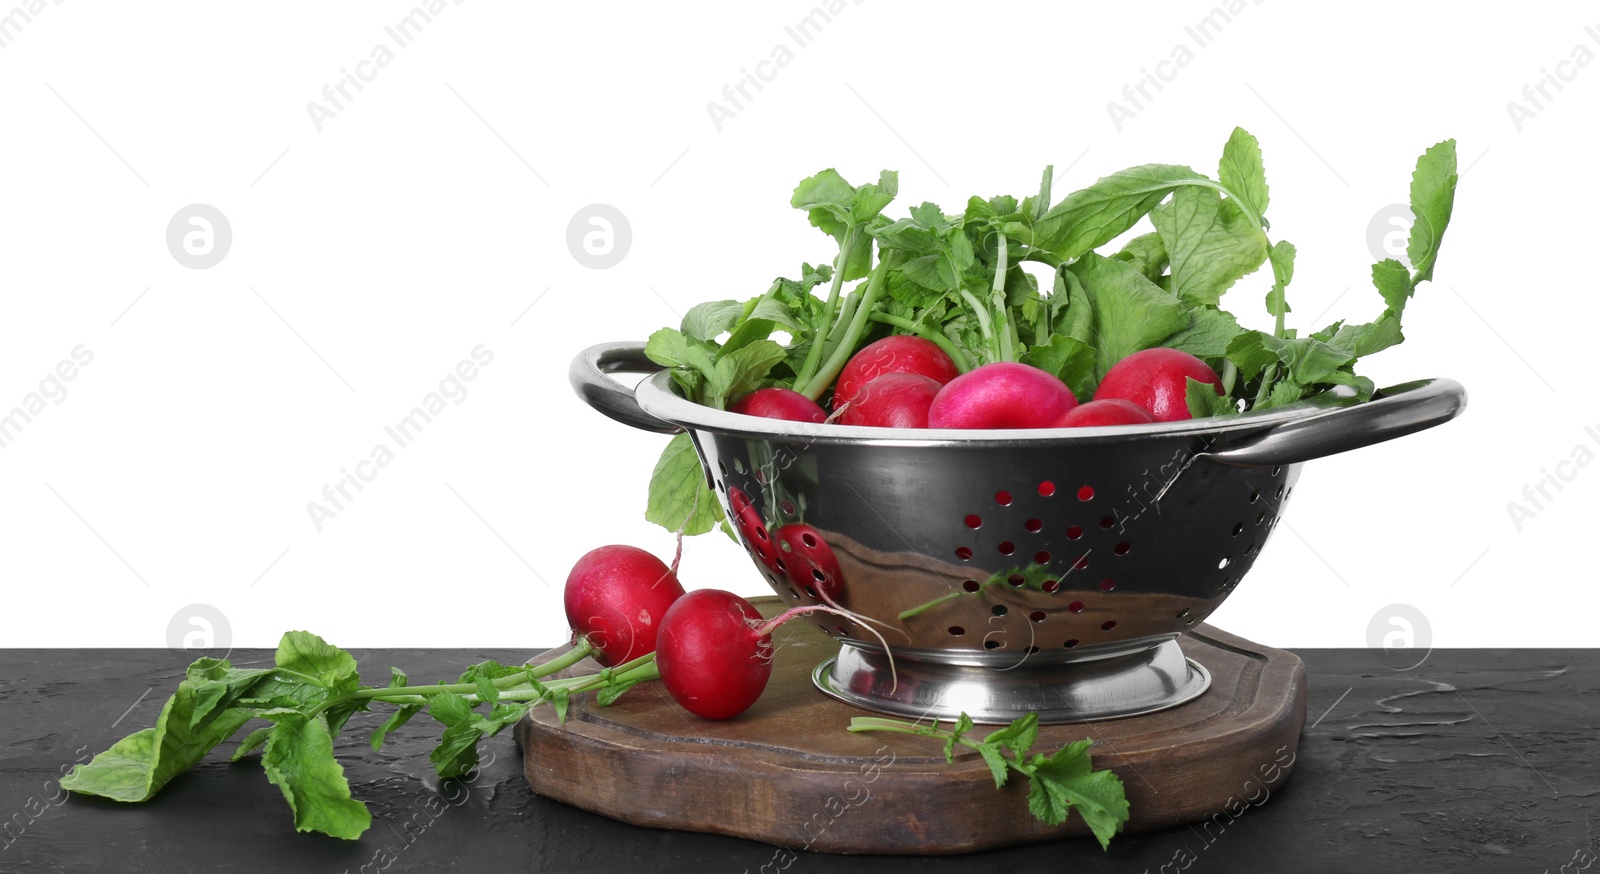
[{"left": 573, "top": 342, "right": 1465, "bottom": 723}]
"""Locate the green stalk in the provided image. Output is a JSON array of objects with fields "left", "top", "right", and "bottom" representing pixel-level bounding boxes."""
[
  {"left": 991, "top": 232, "right": 1014, "bottom": 362},
  {"left": 868, "top": 312, "right": 973, "bottom": 372},
  {"left": 957, "top": 288, "right": 998, "bottom": 362},
  {"left": 819, "top": 288, "right": 863, "bottom": 365},
  {"left": 801, "top": 257, "right": 891, "bottom": 399},
  {"left": 794, "top": 226, "right": 862, "bottom": 388}
]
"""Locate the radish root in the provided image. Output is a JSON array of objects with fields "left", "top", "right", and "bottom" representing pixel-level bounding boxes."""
[{"left": 753, "top": 604, "right": 898, "bottom": 692}]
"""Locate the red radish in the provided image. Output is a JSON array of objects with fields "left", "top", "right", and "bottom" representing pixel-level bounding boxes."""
[
  {"left": 1094, "top": 348, "right": 1223, "bottom": 422},
  {"left": 656, "top": 590, "right": 774, "bottom": 720},
  {"left": 927, "top": 362, "right": 1078, "bottom": 429},
  {"left": 730, "top": 388, "right": 827, "bottom": 423},
  {"left": 837, "top": 373, "right": 941, "bottom": 428},
  {"left": 833, "top": 336, "right": 959, "bottom": 411},
  {"left": 1054, "top": 398, "right": 1158, "bottom": 428},
  {"left": 563, "top": 545, "right": 686, "bottom": 667},
  {"left": 656, "top": 589, "right": 899, "bottom": 720}
]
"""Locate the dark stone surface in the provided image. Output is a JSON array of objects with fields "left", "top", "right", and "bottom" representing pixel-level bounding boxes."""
[{"left": 1, "top": 647, "right": 1595, "bottom": 873}]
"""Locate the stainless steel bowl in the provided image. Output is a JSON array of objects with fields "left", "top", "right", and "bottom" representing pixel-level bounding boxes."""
[{"left": 573, "top": 342, "right": 1465, "bottom": 722}]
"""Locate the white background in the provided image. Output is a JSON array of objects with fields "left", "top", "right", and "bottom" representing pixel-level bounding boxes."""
[{"left": 1, "top": 1, "right": 1594, "bottom": 652}]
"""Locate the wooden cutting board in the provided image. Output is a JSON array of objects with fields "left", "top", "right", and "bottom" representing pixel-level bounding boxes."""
[{"left": 515, "top": 597, "right": 1306, "bottom": 855}]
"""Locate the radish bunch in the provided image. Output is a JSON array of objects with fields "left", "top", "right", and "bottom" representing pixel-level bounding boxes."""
[{"left": 563, "top": 543, "right": 886, "bottom": 720}]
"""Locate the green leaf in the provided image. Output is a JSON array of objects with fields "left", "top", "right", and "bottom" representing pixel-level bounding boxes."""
[
  {"left": 232, "top": 725, "right": 274, "bottom": 761},
  {"left": 62, "top": 670, "right": 260, "bottom": 803},
  {"left": 369, "top": 705, "right": 421, "bottom": 752},
  {"left": 1406, "top": 139, "right": 1458, "bottom": 283},
  {"left": 1061, "top": 254, "right": 1190, "bottom": 379},
  {"left": 977, "top": 746, "right": 1010, "bottom": 789},
  {"left": 1029, "top": 742, "right": 1129, "bottom": 851},
  {"left": 1108, "top": 232, "right": 1168, "bottom": 284},
  {"left": 1370, "top": 259, "right": 1412, "bottom": 316},
  {"left": 681, "top": 300, "right": 745, "bottom": 343},
  {"left": 1227, "top": 331, "right": 1354, "bottom": 385},
  {"left": 983, "top": 713, "right": 1040, "bottom": 760},
  {"left": 1018, "top": 334, "right": 1097, "bottom": 401},
  {"left": 645, "top": 433, "right": 722, "bottom": 536},
  {"left": 1328, "top": 311, "right": 1405, "bottom": 358},
  {"left": 1186, "top": 377, "right": 1235, "bottom": 420},
  {"left": 1150, "top": 185, "right": 1268, "bottom": 308},
  {"left": 942, "top": 713, "right": 975, "bottom": 763},
  {"left": 274, "top": 631, "right": 360, "bottom": 698},
  {"left": 708, "top": 339, "right": 787, "bottom": 408},
  {"left": 1218, "top": 127, "right": 1269, "bottom": 221},
  {"left": 260, "top": 712, "right": 371, "bottom": 839},
  {"left": 1162, "top": 306, "right": 1244, "bottom": 361},
  {"left": 1266, "top": 240, "right": 1297, "bottom": 317},
  {"left": 596, "top": 675, "right": 647, "bottom": 706},
  {"left": 1034, "top": 164, "right": 1209, "bottom": 261}
]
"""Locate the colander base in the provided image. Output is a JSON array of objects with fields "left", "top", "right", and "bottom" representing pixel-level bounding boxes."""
[{"left": 812, "top": 638, "right": 1211, "bottom": 724}]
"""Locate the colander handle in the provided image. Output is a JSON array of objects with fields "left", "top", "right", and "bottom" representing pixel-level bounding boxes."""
[
  {"left": 570, "top": 342, "right": 681, "bottom": 435},
  {"left": 1203, "top": 377, "right": 1467, "bottom": 467}
]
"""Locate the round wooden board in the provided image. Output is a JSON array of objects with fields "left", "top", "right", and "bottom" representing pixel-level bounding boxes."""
[{"left": 514, "top": 597, "right": 1306, "bottom": 855}]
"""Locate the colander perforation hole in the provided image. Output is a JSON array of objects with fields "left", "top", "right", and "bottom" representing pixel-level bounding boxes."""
[
  {"left": 1078, "top": 485, "right": 1095, "bottom": 501},
  {"left": 1232, "top": 523, "right": 1244, "bottom": 536},
  {"left": 962, "top": 579, "right": 980, "bottom": 593},
  {"left": 1029, "top": 610, "right": 1046, "bottom": 622},
  {"left": 805, "top": 586, "right": 818, "bottom": 598},
  {"left": 1008, "top": 574, "right": 1025, "bottom": 587},
  {"left": 1218, "top": 557, "right": 1230, "bottom": 569},
  {"left": 1025, "top": 646, "right": 1040, "bottom": 655},
  {"left": 755, "top": 468, "right": 768, "bottom": 485},
  {"left": 1025, "top": 518, "right": 1043, "bottom": 533},
  {"left": 1034, "top": 550, "right": 1051, "bottom": 564},
  {"left": 1068, "top": 601, "right": 1085, "bottom": 613},
  {"left": 964, "top": 514, "right": 982, "bottom": 529},
  {"left": 1064, "top": 639, "right": 1079, "bottom": 648},
  {"left": 1272, "top": 465, "right": 1282, "bottom": 476},
  {"left": 780, "top": 500, "right": 796, "bottom": 516},
  {"left": 948, "top": 626, "right": 965, "bottom": 636},
  {"left": 1042, "top": 579, "right": 1059, "bottom": 593},
  {"left": 733, "top": 458, "right": 746, "bottom": 475},
  {"left": 716, "top": 479, "right": 724, "bottom": 493},
  {"left": 1100, "top": 578, "right": 1116, "bottom": 592},
  {"left": 991, "top": 604, "right": 1008, "bottom": 617},
  {"left": 1074, "top": 555, "right": 1090, "bottom": 570},
  {"left": 1067, "top": 526, "right": 1083, "bottom": 540},
  {"left": 998, "top": 541, "right": 1015, "bottom": 556},
  {"left": 1176, "top": 608, "right": 1190, "bottom": 619},
  {"left": 956, "top": 546, "right": 973, "bottom": 561},
  {"left": 995, "top": 490, "right": 1013, "bottom": 506},
  {"left": 1101, "top": 620, "right": 1117, "bottom": 631},
  {"left": 718, "top": 460, "right": 728, "bottom": 477},
  {"left": 1114, "top": 542, "right": 1131, "bottom": 556},
  {"left": 1275, "top": 485, "right": 1285, "bottom": 500},
  {"left": 1248, "top": 488, "right": 1260, "bottom": 503},
  {"left": 984, "top": 640, "right": 1002, "bottom": 650},
  {"left": 1256, "top": 511, "right": 1267, "bottom": 525},
  {"left": 1100, "top": 515, "right": 1116, "bottom": 529},
  {"left": 1038, "top": 481, "right": 1056, "bottom": 497}
]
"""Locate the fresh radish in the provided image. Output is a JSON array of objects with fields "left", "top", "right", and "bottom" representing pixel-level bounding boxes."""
[
  {"left": 563, "top": 545, "right": 686, "bottom": 667},
  {"left": 1054, "top": 398, "right": 1158, "bottom": 428},
  {"left": 837, "top": 373, "right": 941, "bottom": 428},
  {"left": 926, "top": 362, "right": 1078, "bottom": 429},
  {"left": 833, "top": 336, "right": 960, "bottom": 411},
  {"left": 1094, "top": 348, "right": 1223, "bottom": 422},
  {"left": 730, "top": 387, "right": 827, "bottom": 423},
  {"left": 657, "top": 588, "right": 898, "bottom": 720},
  {"left": 656, "top": 590, "right": 774, "bottom": 720}
]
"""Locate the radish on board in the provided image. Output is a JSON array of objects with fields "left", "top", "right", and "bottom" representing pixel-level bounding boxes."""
[
  {"left": 832, "top": 336, "right": 960, "bottom": 411},
  {"left": 927, "top": 362, "right": 1078, "bottom": 429},
  {"left": 656, "top": 588, "right": 897, "bottom": 720},
  {"left": 1094, "top": 348, "right": 1223, "bottom": 422},
  {"left": 563, "top": 545, "right": 686, "bottom": 667}
]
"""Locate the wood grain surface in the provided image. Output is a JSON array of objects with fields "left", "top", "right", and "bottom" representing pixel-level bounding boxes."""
[{"left": 515, "top": 598, "right": 1307, "bottom": 854}]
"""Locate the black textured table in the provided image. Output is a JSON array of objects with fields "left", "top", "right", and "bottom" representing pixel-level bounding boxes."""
[{"left": 2, "top": 647, "right": 1594, "bottom": 873}]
